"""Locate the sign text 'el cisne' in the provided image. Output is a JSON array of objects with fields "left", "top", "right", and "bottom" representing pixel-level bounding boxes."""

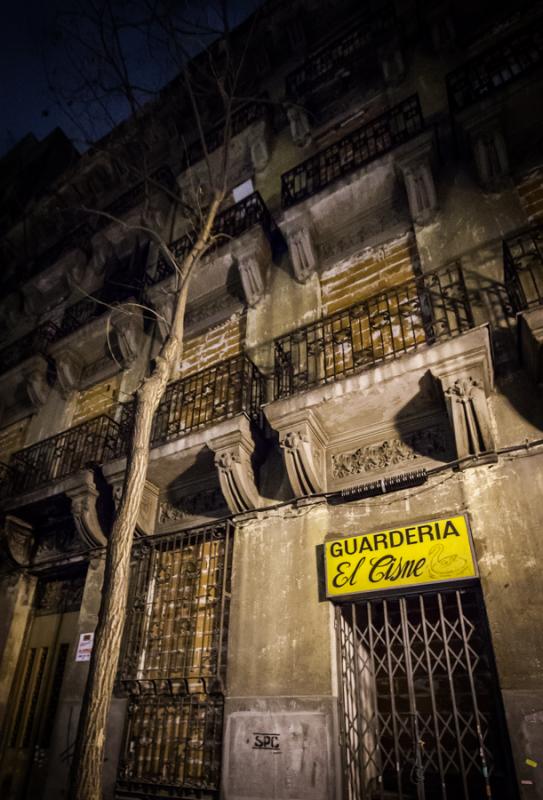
[{"left": 325, "top": 515, "right": 477, "bottom": 598}]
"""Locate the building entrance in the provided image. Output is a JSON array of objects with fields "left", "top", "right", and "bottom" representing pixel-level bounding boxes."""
[
  {"left": 335, "top": 588, "right": 517, "bottom": 799},
  {"left": 0, "top": 573, "right": 83, "bottom": 800}
]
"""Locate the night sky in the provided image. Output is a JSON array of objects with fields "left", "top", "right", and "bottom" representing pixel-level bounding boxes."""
[{"left": 1, "top": 0, "right": 263, "bottom": 158}]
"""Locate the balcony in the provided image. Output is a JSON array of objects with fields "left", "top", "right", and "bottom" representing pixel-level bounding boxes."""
[
  {"left": 280, "top": 95, "right": 424, "bottom": 209},
  {"left": 0, "top": 321, "right": 59, "bottom": 375},
  {"left": 504, "top": 225, "right": 543, "bottom": 311},
  {"left": 446, "top": 19, "right": 543, "bottom": 114},
  {"left": 183, "top": 98, "right": 268, "bottom": 168},
  {"left": 147, "top": 191, "right": 278, "bottom": 285},
  {"left": 7, "top": 414, "right": 121, "bottom": 496},
  {"left": 273, "top": 264, "right": 474, "bottom": 399},
  {"left": 119, "top": 353, "right": 265, "bottom": 450},
  {"left": 285, "top": 5, "right": 396, "bottom": 98}
]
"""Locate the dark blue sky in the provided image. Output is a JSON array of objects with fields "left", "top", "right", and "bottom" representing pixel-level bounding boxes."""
[
  {"left": 1, "top": 2, "right": 65, "bottom": 155},
  {"left": 1, "top": 0, "right": 263, "bottom": 158}
]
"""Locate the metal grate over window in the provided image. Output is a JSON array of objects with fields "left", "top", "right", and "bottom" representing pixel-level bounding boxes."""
[
  {"left": 335, "top": 588, "right": 517, "bottom": 800},
  {"left": 117, "top": 522, "right": 233, "bottom": 798}
]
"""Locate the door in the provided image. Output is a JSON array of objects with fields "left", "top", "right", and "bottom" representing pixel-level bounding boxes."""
[
  {"left": 336, "top": 587, "right": 517, "bottom": 800},
  {"left": 0, "top": 580, "right": 80, "bottom": 800}
]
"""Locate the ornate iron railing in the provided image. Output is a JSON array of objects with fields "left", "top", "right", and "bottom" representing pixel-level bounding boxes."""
[
  {"left": 148, "top": 191, "right": 275, "bottom": 284},
  {"left": 285, "top": 4, "right": 396, "bottom": 98},
  {"left": 446, "top": 19, "right": 543, "bottom": 113},
  {"left": 54, "top": 281, "right": 141, "bottom": 340},
  {"left": 183, "top": 97, "right": 268, "bottom": 167},
  {"left": 503, "top": 225, "right": 543, "bottom": 311},
  {"left": 280, "top": 95, "right": 425, "bottom": 208},
  {"left": 274, "top": 264, "right": 473, "bottom": 399},
  {"left": 0, "top": 321, "right": 59, "bottom": 375},
  {"left": 8, "top": 414, "right": 121, "bottom": 495},
  {"left": 119, "top": 353, "right": 265, "bottom": 449}
]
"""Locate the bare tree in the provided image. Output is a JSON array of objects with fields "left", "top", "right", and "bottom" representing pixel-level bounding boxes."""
[{"left": 43, "top": 2, "right": 261, "bottom": 797}]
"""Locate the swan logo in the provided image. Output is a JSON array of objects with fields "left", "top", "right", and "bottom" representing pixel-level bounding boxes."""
[{"left": 325, "top": 515, "right": 477, "bottom": 597}]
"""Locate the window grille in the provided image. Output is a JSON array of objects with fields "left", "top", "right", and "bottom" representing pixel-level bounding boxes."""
[{"left": 117, "top": 522, "right": 233, "bottom": 797}]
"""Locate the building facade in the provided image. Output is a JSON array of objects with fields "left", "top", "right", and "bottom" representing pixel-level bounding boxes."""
[{"left": 0, "top": 1, "right": 542, "bottom": 799}]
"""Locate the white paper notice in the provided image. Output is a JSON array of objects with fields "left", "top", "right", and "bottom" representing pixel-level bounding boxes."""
[{"left": 75, "top": 632, "right": 94, "bottom": 662}]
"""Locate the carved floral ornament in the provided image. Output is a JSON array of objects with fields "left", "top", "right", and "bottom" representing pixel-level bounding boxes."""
[{"left": 331, "top": 427, "right": 450, "bottom": 479}]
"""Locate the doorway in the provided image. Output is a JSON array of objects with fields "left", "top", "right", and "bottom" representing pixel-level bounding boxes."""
[
  {"left": 335, "top": 587, "right": 517, "bottom": 799},
  {"left": 0, "top": 573, "right": 83, "bottom": 800}
]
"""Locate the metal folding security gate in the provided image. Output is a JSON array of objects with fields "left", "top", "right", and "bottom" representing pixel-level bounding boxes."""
[{"left": 335, "top": 588, "right": 517, "bottom": 800}]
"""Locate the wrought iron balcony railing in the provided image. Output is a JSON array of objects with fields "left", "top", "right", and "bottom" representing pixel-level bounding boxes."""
[
  {"left": 285, "top": 4, "right": 396, "bottom": 98},
  {"left": 54, "top": 281, "right": 142, "bottom": 340},
  {"left": 274, "top": 264, "right": 474, "bottom": 399},
  {"left": 183, "top": 97, "right": 268, "bottom": 168},
  {"left": 148, "top": 191, "right": 276, "bottom": 284},
  {"left": 8, "top": 414, "right": 121, "bottom": 496},
  {"left": 503, "top": 225, "right": 543, "bottom": 311},
  {"left": 446, "top": 19, "right": 543, "bottom": 113},
  {"left": 280, "top": 95, "right": 424, "bottom": 209},
  {"left": 119, "top": 353, "right": 265, "bottom": 450},
  {"left": 0, "top": 321, "right": 59, "bottom": 375}
]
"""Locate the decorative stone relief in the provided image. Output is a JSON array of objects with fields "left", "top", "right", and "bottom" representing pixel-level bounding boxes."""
[
  {"left": 287, "top": 227, "right": 318, "bottom": 283},
  {"left": 462, "top": 113, "right": 510, "bottom": 192},
  {"left": 274, "top": 409, "right": 327, "bottom": 497},
  {"left": 158, "top": 487, "right": 225, "bottom": 525},
  {"left": 34, "top": 573, "right": 85, "bottom": 615},
  {"left": 331, "top": 427, "right": 450, "bottom": 479},
  {"left": 441, "top": 375, "right": 495, "bottom": 459},
  {"left": 103, "top": 465, "right": 158, "bottom": 536},
  {"left": 286, "top": 105, "right": 312, "bottom": 147},
  {"left": 55, "top": 348, "right": 84, "bottom": 395}
]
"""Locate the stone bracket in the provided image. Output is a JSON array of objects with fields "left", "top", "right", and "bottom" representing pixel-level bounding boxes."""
[
  {"left": 269, "top": 407, "right": 327, "bottom": 497},
  {"left": 101, "top": 461, "right": 159, "bottom": 537},
  {"left": 432, "top": 343, "right": 496, "bottom": 462},
  {"left": 64, "top": 470, "right": 108, "bottom": 548},
  {"left": 208, "top": 416, "right": 265, "bottom": 514},
  {"left": 287, "top": 226, "right": 318, "bottom": 283},
  {"left": 518, "top": 306, "right": 543, "bottom": 385},
  {"left": 24, "top": 355, "right": 51, "bottom": 409},
  {"left": 396, "top": 133, "right": 438, "bottom": 225},
  {"left": 233, "top": 227, "right": 271, "bottom": 308},
  {"left": 460, "top": 109, "right": 509, "bottom": 192},
  {"left": 54, "top": 348, "right": 84, "bottom": 396},
  {"left": 2, "top": 514, "right": 34, "bottom": 567},
  {"left": 110, "top": 304, "right": 144, "bottom": 366}
]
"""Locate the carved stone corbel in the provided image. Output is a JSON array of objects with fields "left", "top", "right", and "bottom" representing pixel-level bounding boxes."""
[
  {"left": 463, "top": 112, "right": 509, "bottom": 191},
  {"left": 101, "top": 462, "right": 159, "bottom": 536},
  {"left": 2, "top": 515, "right": 34, "bottom": 567},
  {"left": 233, "top": 227, "right": 271, "bottom": 308},
  {"left": 396, "top": 134, "right": 438, "bottom": 225},
  {"left": 54, "top": 348, "right": 84, "bottom": 395},
  {"left": 150, "top": 287, "right": 176, "bottom": 340},
  {"left": 272, "top": 408, "right": 327, "bottom": 497},
  {"left": 209, "top": 417, "right": 264, "bottom": 514},
  {"left": 248, "top": 119, "right": 272, "bottom": 173},
  {"left": 439, "top": 373, "right": 496, "bottom": 461},
  {"left": 379, "top": 40, "right": 406, "bottom": 86},
  {"left": 287, "top": 226, "right": 318, "bottom": 283},
  {"left": 65, "top": 470, "right": 108, "bottom": 548},
  {"left": 24, "top": 357, "right": 51, "bottom": 408},
  {"left": 286, "top": 105, "right": 312, "bottom": 147},
  {"left": 110, "top": 305, "right": 144, "bottom": 366}
]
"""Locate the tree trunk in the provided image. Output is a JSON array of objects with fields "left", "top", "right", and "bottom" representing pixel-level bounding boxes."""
[{"left": 69, "top": 196, "right": 222, "bottom": 800}]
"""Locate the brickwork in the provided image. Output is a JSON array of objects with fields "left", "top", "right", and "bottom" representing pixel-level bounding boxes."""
[
  {"left": 0, "top": 417, "right": 30, "bottom": 463},
  {"left": 180, "top": 312, "right": 246, "bottom": 376},
  {"left": 516, "top": 166, "right": 543, "bottom": 223},
  {"left": 320, "top": 233, "right": 419, "bottom": 317},
  {"left": 72, "top": 376, "right": 121, "bottom": 426}
]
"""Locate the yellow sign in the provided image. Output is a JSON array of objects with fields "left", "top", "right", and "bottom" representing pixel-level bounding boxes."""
[{"left": 325, "top": 515, "right": 477, "bottom": 598}]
